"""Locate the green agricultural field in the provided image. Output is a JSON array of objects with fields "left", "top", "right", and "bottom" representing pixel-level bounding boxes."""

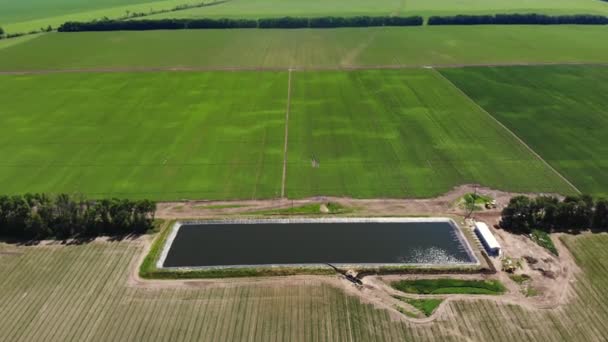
[
  {"left": 0, "top": 68, "right": 578, "bottom": 200},
  {"left": 144, "top": 0, "right": 403, "bottom": 19},
  {"left": 285, "top": 69, "right": 573, "bottom": 198},
  {"left": 0, "top": 33, "right": 41, "bottom": 50},
  {"left": 0, "top": 71, "right": 286, "bottom": 200},
  {"left": 441, "top": 66, "right": 608, "bottom": 196},
  {"left": 144, "top": 0, "right": 608, "bottom": 20},
  {"left": 1, "top": 26, "right": 608, "bottom": 71},
  {"left": 0, "top": 0, "right": 203, "bottom": 34},
  {"left": 1, "top": 232, "right": 608, "bottom": 340},
  {"left": 0, "top": 0, "right": 152, "bottom": 24}
]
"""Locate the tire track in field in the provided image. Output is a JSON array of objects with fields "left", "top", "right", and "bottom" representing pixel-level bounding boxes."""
[
  {"left": 430, "top": 67, "right": 583, "bottom": 195},
  {"left": 281, "top": 68, "right": 293, "bottom": 198},
  {"left": 1, "top": 61, "right": 607, "bottom": 75}
]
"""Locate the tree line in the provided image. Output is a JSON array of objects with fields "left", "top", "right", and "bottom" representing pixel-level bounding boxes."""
[
  {"left": 0, "top": 194, "right": 156, "bottom": 240},
  {"left": 428, "top": 14, "right": 608, "bottom": 25},
  {"left": 0, "top": 25, "right": 53, "bottom": 40},
  {"left": 500, "top": 194, "right": 608, "bottom": 234},
  {"left": 57, "top": 16, "right": 423, "bottom": 32},
  {"left": 117, "top": 1, "right": 228, "bottom": 21}
]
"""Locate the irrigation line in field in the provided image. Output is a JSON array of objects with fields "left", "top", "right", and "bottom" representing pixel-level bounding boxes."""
[
  {"left": 431, "top": 68, "right": 582, "bottom": 195},
  {"left": 281, "top": 68, "right": 293, "bottom": 198}
]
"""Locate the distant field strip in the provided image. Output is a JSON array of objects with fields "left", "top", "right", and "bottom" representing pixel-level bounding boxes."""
[
  {"left": 3, "top": 0, "right": 607, "bottom": 33},
  {"left": 0, "top": 72, "right": 286, "bottom": 200},
  {"left": 142, "top": 0, "right": 608, "bottom": 20},
  {"left": 441, "top": 66, "right": 608, "bottom": 196},
  {"left": 285, "top": 69, "right": 572, "bottom": 198},
  {"left": 2, "top": 233, "right": 608, "bottom": 340},
  {"left": 1, "top": 26, "right": 608, "bottom": 71},
  {"left": 0, "top": 0, "right": 206, "bottom": 34}
]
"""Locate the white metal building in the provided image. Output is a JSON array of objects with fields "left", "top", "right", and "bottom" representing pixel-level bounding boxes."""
[{"left": 474, "top": 222, "right": 502, "bottom": 256}]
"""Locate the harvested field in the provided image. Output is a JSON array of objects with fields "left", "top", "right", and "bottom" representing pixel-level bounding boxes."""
[
  {"left": 1, "top": 26, "right": 608, "bottom": 71},
  {"left": 441, "top": 66, "right": 608, "bottom": 196},
  {"left": 285, "top": 69, "right": 574, "bottom": 198},
  {"left": 1, "top": 232, "right": 608, "bottom": 340},
  {"left": 0, "top": 71, "right": 286, "bottom": 200}
]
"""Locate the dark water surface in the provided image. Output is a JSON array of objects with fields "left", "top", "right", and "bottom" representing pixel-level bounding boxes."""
[{"left": 162, "top": 221, "right": 476, "bottom": 268}]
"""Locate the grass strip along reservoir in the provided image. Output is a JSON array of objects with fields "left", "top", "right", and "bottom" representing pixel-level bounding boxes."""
[{"left": 158, "top": 218, "right": 478, "bottom": 269}]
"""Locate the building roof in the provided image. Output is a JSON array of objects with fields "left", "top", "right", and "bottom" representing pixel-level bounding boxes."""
[{"left": 474, "top": 221, "right": 501, "bottom": 250}]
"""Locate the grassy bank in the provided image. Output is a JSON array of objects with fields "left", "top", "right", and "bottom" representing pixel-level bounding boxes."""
[
  {"left": 392, "top": 278, "right": 506, "bottom": 295},
  {"left": 531, "top": 229, "right": 559, "bottom": 255},
  {"left": 395, "top": 297, "right": 444, "bottom": 316},
  {"left": 251, "top": 202, "right": 353, "bottom": 215}
]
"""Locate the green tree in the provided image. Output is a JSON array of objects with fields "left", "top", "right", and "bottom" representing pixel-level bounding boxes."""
[
  {"left": 531, "top": 196, "right": 559, "bottom": 230},
  {"left": 593, "top": 199, "right": 608, "bottom": 230},
  {"left": 463, "top": 194, "right": 477, "bottom": 218},
  {"left": 500, "top": 196, "right": 533, "bottom": 233}
]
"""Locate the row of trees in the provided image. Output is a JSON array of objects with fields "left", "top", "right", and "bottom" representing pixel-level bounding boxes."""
[
  {"left": 500, "top": 195, "right": 608, "bottom": 234},
  {"left": 258, "top": 16, "right": 423, "bottom": 28},
  {"left": 428, "top": 14, "right": 608, "bottom": 25},
  {"left": 117, "top": 1, "right": 224, "bottom": 21},
  {"left": 0, "top": 194, "right": 156, "bottom": 240},
  {"left": 0, "top": 25, "right": 53, "bottom": 40},
  {"left": 58, "top": 16, "right": 423, "bottom": 32}
]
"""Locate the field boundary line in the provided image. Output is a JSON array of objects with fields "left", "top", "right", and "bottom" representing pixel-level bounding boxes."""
[
  {"left": 1, "top": 61, "right": 608, "bottom": 75},
  {"left": 431, "top": 68, "right": 582, "bottom": 195},
  {"left": 281, "top": 68, "right": 293, "bottom": 198}
]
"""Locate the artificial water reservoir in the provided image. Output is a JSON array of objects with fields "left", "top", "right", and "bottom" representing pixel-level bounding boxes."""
[{"left": 159, "top": 218, "right": 478, "bottom": 269}]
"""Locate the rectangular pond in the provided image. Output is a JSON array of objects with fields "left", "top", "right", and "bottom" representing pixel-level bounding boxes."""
[{"left": 158, "top": 218, "right": 479, "bottom": 269}]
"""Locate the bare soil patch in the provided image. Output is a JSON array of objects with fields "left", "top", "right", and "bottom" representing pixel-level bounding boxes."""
[{"left": 155, "top": 184, "right": 552, "bottom": 219}]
